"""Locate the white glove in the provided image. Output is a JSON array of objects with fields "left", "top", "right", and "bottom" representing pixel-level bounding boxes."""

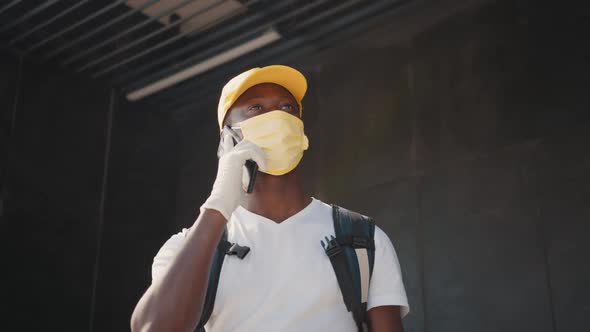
[{"left": 200, "top": 136, "right": 266, "bottom": 220}]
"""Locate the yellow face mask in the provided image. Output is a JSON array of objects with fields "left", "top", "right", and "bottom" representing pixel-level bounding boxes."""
[{"left": 234, "top": 110, "right": 309, "bottom": 176}]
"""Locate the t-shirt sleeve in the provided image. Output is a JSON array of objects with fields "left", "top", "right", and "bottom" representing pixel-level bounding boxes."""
[
  {"left": 151, "top": 228, "right": 189, "bottom": 282},
  {"left": 367, "top": 225, "right": 410, "bottom": 318}
]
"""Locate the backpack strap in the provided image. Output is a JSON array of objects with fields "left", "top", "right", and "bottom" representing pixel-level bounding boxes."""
[
  {"left": 322, "top": 205, "right": 375, "bottom": 332},
  {"left": 195, "top": 227, "right": 250, "bottom": 331}
]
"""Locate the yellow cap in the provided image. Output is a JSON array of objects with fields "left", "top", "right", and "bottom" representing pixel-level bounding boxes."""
[{"left": 217, "top": 65, "right": 307, "bottom": 130}]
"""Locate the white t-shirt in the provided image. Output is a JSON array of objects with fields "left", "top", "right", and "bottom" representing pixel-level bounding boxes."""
[{"left": 152, "top": 198, "right": 409, "bottom": 332}]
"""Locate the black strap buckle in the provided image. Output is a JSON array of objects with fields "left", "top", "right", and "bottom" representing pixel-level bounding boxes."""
[
  {"left": 321, "top": 235, "right": 342, "bottom": 258},
  {"left": 226, "top": 243, "right": 250, "bottom": 259}
]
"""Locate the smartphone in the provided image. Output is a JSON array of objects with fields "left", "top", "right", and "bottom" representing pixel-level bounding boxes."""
[{"left": 218, "top": 126, "right": 258, "bottom": 193}]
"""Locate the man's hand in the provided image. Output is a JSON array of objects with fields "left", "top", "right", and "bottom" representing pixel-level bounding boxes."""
[
  {"left": 367, "top": 305, "right": 404, "bottom": 332},
  {"left": 201, "top": 136, "right": 266, "bottom": 220}
]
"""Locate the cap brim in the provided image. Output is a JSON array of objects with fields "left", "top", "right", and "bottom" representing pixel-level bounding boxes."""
[{"left": 235, "top": 65, "right": 307, "bottom": 104}]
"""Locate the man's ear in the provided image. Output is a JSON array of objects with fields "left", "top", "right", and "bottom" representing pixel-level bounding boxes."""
[{"left": 221, "top": 106, "right": 236, "bottom": 129}]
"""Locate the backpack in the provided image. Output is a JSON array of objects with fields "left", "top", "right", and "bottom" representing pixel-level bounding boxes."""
[{"left": 195, "top": 204, "right": 376, "bottom": 332}]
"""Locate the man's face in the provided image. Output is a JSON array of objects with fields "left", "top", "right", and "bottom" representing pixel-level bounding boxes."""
[{"left": 223, "top": 83, "right": 300, "bottom": 131}]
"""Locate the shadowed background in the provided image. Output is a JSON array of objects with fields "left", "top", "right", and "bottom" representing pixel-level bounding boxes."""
[{"left": 1, "top": 0, "right": 588, "bottom": 331}]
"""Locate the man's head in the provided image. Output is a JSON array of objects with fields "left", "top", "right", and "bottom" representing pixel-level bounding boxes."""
[
  {"left": 216, "top": 65, "right": 309, "bottom": 176},
  {"left": 217, "top": 65, "right": 307, "bottom": 130}
]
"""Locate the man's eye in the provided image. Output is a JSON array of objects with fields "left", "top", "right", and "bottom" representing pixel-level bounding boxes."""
[
  {"left": 247, "top": 105, "right": 263, "bottom": 113},
  {"left": 281, "top": 104, "right": 295, "bottom": 111}
]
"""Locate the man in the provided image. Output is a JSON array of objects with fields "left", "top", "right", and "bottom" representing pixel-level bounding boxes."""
[{"left": 130, "top": 65, "right": 409, "bottom": 332}]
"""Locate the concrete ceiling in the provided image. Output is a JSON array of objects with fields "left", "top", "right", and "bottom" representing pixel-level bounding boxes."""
[
  {"left": 126, "top": 0, "right": 246, "bottom": 35},
  {"left": 0, "top": 0, "right": 423, "bottom": 111}
]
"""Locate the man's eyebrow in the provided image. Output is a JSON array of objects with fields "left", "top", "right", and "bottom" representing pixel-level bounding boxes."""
[{"left": 244, "top": 95, "right": 294, "bottom": 100}]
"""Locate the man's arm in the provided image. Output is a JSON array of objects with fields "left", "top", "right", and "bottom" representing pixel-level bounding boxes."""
[
  {"left": 368, "top": 305, "right": 404, "bottom": 332},
  {"left": 130, "top": 209, "right": 226, "bottom": 332},
  {"left": 366, "top": 225, "right": 409, "bottom": 332},
  {"left": 130, "top": 139, "right": 266, "bottom": 332}
]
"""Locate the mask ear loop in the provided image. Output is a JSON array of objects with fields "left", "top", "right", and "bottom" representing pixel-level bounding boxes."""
[{"left": 225, "top": 126, "right": 242, "bottom": 144}]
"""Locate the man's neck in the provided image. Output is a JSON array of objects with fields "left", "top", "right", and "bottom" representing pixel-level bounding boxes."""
[{"left": 243, "top": 169, "right": 312, "bottom": 223}]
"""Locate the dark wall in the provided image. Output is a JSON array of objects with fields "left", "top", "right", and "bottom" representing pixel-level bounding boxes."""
[
  {"left": 0, "top": 53, "right": 112, "bottom": 331},
  {"left": 297, "top": 2, "right": 589, "bottom": 332},
  {"left": 300, "top": 2, "right": 590, "bottom": 331},
  {"left": 0, "top": 52, "right": 20, "bottom": 217},
  {"left": 91, "top": 97, "right": 183, "bottom": 332}
]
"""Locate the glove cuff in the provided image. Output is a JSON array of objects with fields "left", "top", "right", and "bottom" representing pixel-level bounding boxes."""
[{"left": 200, "top": 197, "right": 233, "bottom": 221}]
